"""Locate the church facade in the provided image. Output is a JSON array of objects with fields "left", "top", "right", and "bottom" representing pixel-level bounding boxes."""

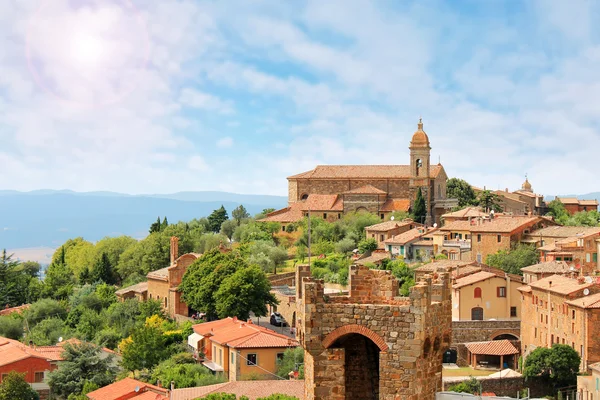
[{"left": 261, "top": 120, "right": 452, "bottom": 226}]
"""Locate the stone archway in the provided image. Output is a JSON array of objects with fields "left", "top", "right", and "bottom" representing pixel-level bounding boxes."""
[
  {"left": 323, "top": 325, "right": 387, "bottom": 400},
  {"left": 491, "top": 331, "right": 520, "bottom": 341}
]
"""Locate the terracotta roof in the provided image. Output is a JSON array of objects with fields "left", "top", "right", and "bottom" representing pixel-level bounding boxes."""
[
  {"left": 465, "top": 340, "right": 519, "bottom": 356},
  {"left": 453, "top": 271, "right": 498, "bottom": 289},
  {"left": 521, "top": 261, "right": 573, "bottom": 274},
  {"left": 355, "top": 251, "right": 391, "bottom": 265},
  {"left": 527, "top": 274, "right": 595, "bottom": 295},
  {"left": 0, "top": 304, "right": 30, "bottom": 316},
  {"left": 193, "top": 318, "right": 298, "bottom": 349},
  {"left": 514, "top": 190, "right": 539, "bottom": 198},
  {"left": 384, "top": 227, "right": 437, "bottom": 245},
  {"left": 0, "top": 337, "right": 56, "bottom": 366},
  {"left": 441, "top": 216, "right": 543, "bottom": 234},
  {"left": 258, "top": 203, "right": 304, "bottom": 223},
  {"left": 380, "top": 199, "right": 411, "bottom": 212},
  {"left": 526, "top": 226, "right": 600, "bottom": 239},
  {"left": 170, "top": 380, "right": 305, "bottom": 400},
  {"left": 288, "top": 164, "right": 442, "bottom": 180},
  {"left": 415, "top": 260, "right": 473, "bottom": 272},
  {"left": 34, "top": 345, "right": 65, "bottom": 361},
  {"left": 130, "top": 392, "right": 168, "bottom": 400},
  {"left": 412, "top": 239, "right": 434, "bottom": 247},
  {"left": 559, "top": 197, "right": 580, "bottom": 204},
  {"left": 442, "top": 207, "right": 488, "bottom": 219},
  {"left": 494, "top": 190, "right": 528, "bottom": 205},
  {"left": 147, "top": 267, "right": 170, "bottom": 281},
  {"left": 299, "top": 194, "right": 343, "bottom": 211},
  {"left": 589, "top": 362, "right": 600, "bottom": 373},
  {"left": 115, "top": 281, "right": 148, "bottom": 296},
  {"left": 86, "top": 378, "right": 168, "bottom": 400},
  {"left": 580, "top": 199, "right": 599, "bottom": 206},
  {"left": 517, "top": 285, "right": 532, "bottom": 293},
  {"left": 565, "top": 292, "right": 600, "bottom": 309},
  {"left": 343, "top": 185, "right": 387, "bottom": 195},
  {"left": 365, "top": 220, "right": 415, "bottom": 232}
]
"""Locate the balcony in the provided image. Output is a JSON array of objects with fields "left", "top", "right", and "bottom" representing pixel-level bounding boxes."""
[{"left": 443, "top": 239, "right": 471, "bottom": 250}]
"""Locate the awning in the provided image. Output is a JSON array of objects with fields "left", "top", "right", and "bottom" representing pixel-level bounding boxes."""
[
  {"left": 202, "top": 360, "right": 224, "bottom": 372},
  {"left": 187, "top": 333, "right": 204, "bottom": 349}
]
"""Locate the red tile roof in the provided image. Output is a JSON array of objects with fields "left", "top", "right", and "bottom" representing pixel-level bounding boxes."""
[
  {"left": 0, "top": 337, "right": 56, "bottom": 366},
  {"left": 131, "top": 392, "right": 168, "bottom": 400},
  {"left": 565, "top": 292, "right": 600, "bottom": 309},
  {"left": 258, "top": 203, "right": 304, "bottom": 223},
  {"left": 442, "top": 207, "right": 488, "bottom": 219},
  {"left": 355, "top": 251, "right": 391, "bottom": 266},
  {"left": 521, "top": 261, "right": 573, "bottom": 274},
  {"left": 343, "top": 185, "right": 387, "bottom": 195},
  {"left": 453, "top": 271, "right": 497, "bottom": 289},
  {"left": 288, "top": 164, "right": 442, "bottom": 179},
  {"left": 380, "top": 199, "right": 411, "bottom": 212},
  {"left": 86, "top": 378, "right": 168, "bottom": 400},
  {"left": 299, "top": 194, "right": 343, "bottom": 211},
  {"left": 527, "top": 226, "right": 600, "bottom": 239},
  {"left": 527, "top": 274, "right": 596, "bottom": 295},
  {"left": 465, "top": 340, "right": 519, "bottom": 356},
  {"left": 116, "top": 281, "right": 148, "bottom": 296},
  {"left": 441, "top": 216, "right": 543, "bottom": 233},
  {"left": 170, "top": 380, "right": 305, "bottom": 400},
  {"left": 193, "top": 318, "right": 298, "bottom": 349},
  {"left": 0, "top": 304, "right": 30, "bottom": 316},
  {"left": 365, "top": 220, "right": 416, "bottom": 232},
  {"left": 384, "top": 227, "right": 437, "bottom": 245}
]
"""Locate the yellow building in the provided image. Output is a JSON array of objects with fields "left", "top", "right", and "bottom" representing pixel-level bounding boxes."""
[
  {"left": 452, "top": 269, "right": 523, "bottom": 321},
  {"left": 189, "top": 317, "right": 298, "bottom": 381}
]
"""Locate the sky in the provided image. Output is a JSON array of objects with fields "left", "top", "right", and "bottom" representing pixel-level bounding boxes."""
[{"left": 1, "top": 0, "right": 599, "bottom": 197}]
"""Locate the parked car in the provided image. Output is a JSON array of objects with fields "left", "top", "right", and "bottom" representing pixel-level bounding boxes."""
[{"left": 270, "top": 312, "right": 287, "bottom": 327}]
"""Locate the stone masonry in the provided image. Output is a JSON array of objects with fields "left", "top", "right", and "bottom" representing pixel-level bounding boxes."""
[{"left": 296, "top": 264, "right": 452, "bottom": 400}]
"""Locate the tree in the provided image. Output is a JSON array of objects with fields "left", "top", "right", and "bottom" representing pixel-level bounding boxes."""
[
  {"left": 446, "top": 178, "right": 478, "bottom": 208},
  {"left": 335, "top": 238, "right": 355, "bottom": 254},
  {"left": 161, "top": 216, "right": 169, "bottom": 231},
  {"left": 25, "top": 298, "right": 67, "bottom": 326},
  {"left": 149, "top": 216, "right": 162, "bottom": 233},
  {"left": 43, "top": 249, "right": 75, "bottom": 300},
  {"left": 0, "top": 250, "right": 26, "bottom": 307},
  {"left": 276, "top": 347, "right": 305, "bottom": 379},
  {"left": 0, "top": 315, "right": 24, "bottom": 339},
  {"left": 220, "top": 219, "right": 237, "bottom": 241},
  {"left": 448, "top": 376, "right": 480, "bottom": 394},
  {"left": 48, "top": 342, "right": 117, "bottom": 398},
  {"left": 486, "top": 244, "right": 538, "bottom": 275},
  {"left": 119, "top": 323, "right": 170, "bottom": 372},
  {"left": 208, "top": 206, "right": 229, "bottom": 233},
  {"left": 357, "top": 238, "right": 378, "bottom": 254},
  {"left": 413, "top": 187, "right": 427, "bottom": 224},
  {"left": 546, "top": 199, "right": 569, "bottom": 224},
  {"left": 0, "top": 371, "right": 39, "bottom": 400},
  {"left": 215, "top": 265, "right": 278, "bottom": 320},
  {"left": 18, "top": 261, "right": 41, "bottom": 278},
  {"left": 150, "top": 353, "right": 225, "bottom": 389},
  {"left": 477, "top": 190, "right": 502, "bottom": 213},
  {"left": 91, "top": 252, "right": 115, "bottom": 284},
  {"left": 232, "top": 205, "right": 250, "bottom": 225},
  {"left": 523, "top": 345, "right": 580, "bottom": 389},
  {"left": 27, "top": 318, "right": 67, "bottom": 346}
]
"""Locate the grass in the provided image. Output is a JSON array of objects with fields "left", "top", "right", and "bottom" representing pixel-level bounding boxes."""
[{"left": 442, "top": 367, "right": 497, "bottom": 377}]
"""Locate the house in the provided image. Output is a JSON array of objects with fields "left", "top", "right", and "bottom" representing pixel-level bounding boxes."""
[
  {"left": 441, "top": 207, "right": 488, "bottom": 224},
  {"left": 464, "top": 340, "right": 519, "bottom": 370},
  {"left": 116, "top": 237, "right": 202, "bottom": 319},
  {"left": 189, "top": 317, "right": 298, "bottom": 381},
  {"left": 86, "top": 377, "right": 168, "bottom": 400},
  {"left": 556, "top": 197, "right": 599, "bottom": 215},
  {"left": 522, "top": 226, "right": 600, "bottom": 274},
  {"left": 577, "top": 361, "right": 600, "bottom": 400},
  {"left": 169, "top": 380, "right": 305, "bottom": 400},
  {"left": 0, "top": 336, "right": 60, "bottom": 396},
  {"left": 414, "top": 260, "right": 481, "bottom": 281},
  {"left": 518, "top": 275, "right": 600, "bottom": 370},
  {"left": 0, "top": 304, "right": 30, "bottom": 316},
  {"left": 384, "top": 226, "right": 437, "bottom": 261},
  {"left": 260, "top": 119, "right": 455, "bottom": 227},
  {"left": 452, "top": 268, "right": 523, "bottom": 321},
  {"left": 521, "top": 261, "right": 577, "bottom": 284},
  {"left": 477, "top": 177, "right": 547, "bottom": 216},
  {"left": 364, "top": 219, "right": 420, "bottom": 249}
]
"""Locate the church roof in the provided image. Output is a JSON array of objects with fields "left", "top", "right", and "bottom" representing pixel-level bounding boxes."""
[
  {"left": 288, "top": 164, "right": 442, "bottom": 180},
  {"left": 299, "top": 194, "right": 343, "bottom": 211},
  {"left": 380, "top": 199, "right": 411, "bottom": 212},
  {"left": 343, "top": 185, "right": 387, "bottom": 195},
  {"left": 410, "top": 119, "right": 430, "bottom": 148}
]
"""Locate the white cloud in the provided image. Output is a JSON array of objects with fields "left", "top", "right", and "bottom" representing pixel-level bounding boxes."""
[
  {"left": 216, "top": 137, "right": 234, "bottom": 148},
  {"left": 179, "top": 88, "right": 234, "bottom": 114},
  {"left": 188, "top": 155, "right": 210, "bottom": 172}
]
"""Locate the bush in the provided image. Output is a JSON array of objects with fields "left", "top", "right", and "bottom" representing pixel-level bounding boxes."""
[
  {"left": 357, "top": 238, "right": 378, "bottom": 254},
  {"left": 24, "top": 299, "right": 67, "bottom": 326},
  {"left": 448, "top": 376, "right": 480, "bottom": 394},
  {"left": 27, "top": 318, "right": 68, "bottom": 346},
  {"left": 334, "top": 238, "right": 355, "bottom": 254},
  {"left": 0, "top": 315, "right": 24, "bottom": 340}
]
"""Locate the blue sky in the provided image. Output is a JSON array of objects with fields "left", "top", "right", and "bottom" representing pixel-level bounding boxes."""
[{"left": 1, "top": 0, "right": 599, "bottom": 196}]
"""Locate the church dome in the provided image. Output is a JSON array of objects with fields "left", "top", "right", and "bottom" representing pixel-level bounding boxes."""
[
  {"left": 521, "top": 176, "right": 532, "bottom": 192},
  {"left": 410, "top": 119, "right": 430, "bottom": 147}
]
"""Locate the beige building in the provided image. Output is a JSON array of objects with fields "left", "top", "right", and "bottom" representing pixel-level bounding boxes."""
[
  {"left": 521, "top": 260, "right": 576, "bottom": 284},
  {"left": 577, "top": 361, "right": 600, "bottom": 400},
  {"left": 365, "top": 219, "right": 421, "bottom": 249},
  {"left": 452, "top": 269, "right": 522, "bottom": 321}
]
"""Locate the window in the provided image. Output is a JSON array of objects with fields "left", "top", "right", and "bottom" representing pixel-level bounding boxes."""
[
  {"left": 572, "top": 323, "right": 575, "bottom": 333},
  {"left": 540, "top": 314, "right": 543, "bottom": 323},
  {"left": 551, "top": 334, "right": 554, "bottom": 343},
  {"left": 301, "top": 193, "right": 308, "bottom": 201},
  {"left": 572, "top": 310, "right": 576, "bottom": 320},
  {"left": 497, "top": 287, "right": 506, "bottom": 297},
  {"left": 34, "top": 372, "right": 44, "bottom": 383},
  {"left": 281, "top": 226, "right": 286, "bottom": 232},
  {"left": 471, "top": 307, "right": 483, "bottom": 321},
  {"left": 323, "top": 213, "right": 327, "bottom": 219},
  {"left": 476, "top": 253, "right": 482, "bottom": 263},
  {"left": 380, "top": 234, "right": 384, "bottom": 242},
  {"left": 534, "top": 328, "right": 537, "bottom": 338},
  {"left": 372, "top": 234, "right": 375, "bottom": 238},
  {"left": 381, "top": 213, "right": 385, "bottom": 219},
  {"left": 219, "top": 349, "right": 223, "bottom": 365},
  {"left": 276, "top": 353, "right": 285, "bottom": 364},
  {"left": 545, "top": 315, "right": 548, "bottom": 323},
  {"left": 586, "top": 253, "right": 591, "bottom": 263},
  {"left": 338, "top": 213, "right": 341, "bottom": 219},
  {"left": 247, "top": 353, "right": 257, "bottom": 366},
  {"left": 213, "top": 346, "right": 216, "bottom": 359},
  {"left": 510, "top": 307, "right": 517, "bottom": 317},
  {"left": 231, "top": 352, "right": 235, "bottom": 364},
  {"left": 164, "top": 297, "right": 167, "bottom": 307},
  {"left": 497, "top": 235, "right": 502, "bottom": 243},
  {"left": 477, "top": 234, "right": 481, "bottom": 242},
  {"left": 474, "top": 287, "right": 482, "bottom": 298}
]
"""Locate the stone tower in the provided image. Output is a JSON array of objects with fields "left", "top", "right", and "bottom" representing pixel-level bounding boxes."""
[
  {"left": 410, "top": 118, "right": 432, "bottom": 225},
  {"left": 297, "top": 265, "right": 452, "bottom": 400}
]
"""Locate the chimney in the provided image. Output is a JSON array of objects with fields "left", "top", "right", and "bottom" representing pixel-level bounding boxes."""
[
  {"left": 505, "top": 188, "right": 508, "bottom": 193},
  {"left": 171, "top": 381, "right": 175, "bottom": 391},
  {"left": 232, "top": 316, "right": 238, "bottom": 322},
  {"left": 170, "top": 236, "right": 179, "bottom": 265},
  {"left": 157, "top": 380, "right": 161, "bottom": 388},
  {"left": 548, "top": 281, "right": 552, "bottom": 288}
]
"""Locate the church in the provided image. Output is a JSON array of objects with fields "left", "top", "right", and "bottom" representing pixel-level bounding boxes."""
[{"left": 260, "top": 120, "right": 453, "bottom": 227}]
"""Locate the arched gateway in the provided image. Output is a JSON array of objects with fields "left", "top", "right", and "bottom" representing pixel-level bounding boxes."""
[{"left": 296, "top": 264, "right": 452, "bottom": 400}]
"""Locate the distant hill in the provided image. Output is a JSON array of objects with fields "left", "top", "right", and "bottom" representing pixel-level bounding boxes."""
[{"left": 0, "top": 190, "right": 286, "bottom": 249}]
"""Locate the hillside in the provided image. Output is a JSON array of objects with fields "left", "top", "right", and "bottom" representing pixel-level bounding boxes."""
[{"left": 0, "top": 191, "right": 286, "bottom": 249}]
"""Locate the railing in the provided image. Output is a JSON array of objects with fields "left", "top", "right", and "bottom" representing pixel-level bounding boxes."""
[{"left": 443, "top": 240, "right": 471, "bottom": 249}]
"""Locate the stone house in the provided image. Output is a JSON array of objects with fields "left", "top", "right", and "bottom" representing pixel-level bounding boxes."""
[
  {"left": 364, "top": 219, "right": 420, "bottom": 249},
  {"left": 260, "top": 119, "right": 454, "bottom": 228},
  {"left": 452, "top": 269, "right": 523, "bottom": 321},
  {"left": 296, "top": 264, "right": 452, "bottom": 400},
  {"left": 384, "top": 226, "right": 437, "bottom": 261},
  {"left": 414, "top": 260, "right": 481, "bottom": 281},
  {"left": 188, "top": 317, "right": 298, "bottom": 381},
  {"left": 518, "top": 275, "right": 600, "bottom": 371},
  {"left": 521, "top": 260, "right": 577, "bottom": 284},
  {"left": 441, "top": 207, "right": 489, "bottom": 224},
  {"left": 557, "top": 197, "right": 599, "bottom": 215},
  {"left": 523, "top": 226, "right": 600, "bottom": 274}
]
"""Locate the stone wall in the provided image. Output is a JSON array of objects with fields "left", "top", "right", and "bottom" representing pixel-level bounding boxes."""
[
  {"left": 452, "top": 320, "right": 521, "bottom": 344},
  {"left": 298, "top": 265, "right": 453, "bottom": 400},
  {"left": 442, "top": 376, "right": 549, "bottom": 398},
  {"left": 269, "top": 272, "right": 296, "bottom": 287}
]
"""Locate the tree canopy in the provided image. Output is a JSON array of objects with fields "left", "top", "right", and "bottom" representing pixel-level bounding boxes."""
[
  {"left": 523, "top": 344, "right": 580, "bottom": 389},
  {"left": 208, "top": 206, "right": 229, "bottom": 233},
  {"left": 477, "top": 190, "right": 503, "bottom": 213},
  {"left": 486, "top": 244, "right": 538, "bottom": 275},
  {"left": 0, "top": 371, "right": 39, "bottom": 400},
  {"left": 446, "top": 178, "right": 478, "bottom": 208},
  {"left": 413, "top": 187, "right": 427, "bottom": 224}
]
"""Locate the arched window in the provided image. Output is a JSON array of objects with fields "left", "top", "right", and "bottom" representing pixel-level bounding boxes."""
[
  {"left": 471, "top": 307, "right": 484, "bottom": 321},
  {"left": 474, "top": 287, "right": 482, "bottom": 298},
  {"left": 300, "top": 193, "right": 309, "bottom": 201},
  {"left": 416, "top": 159, "right": 422, "bottom": 176}
]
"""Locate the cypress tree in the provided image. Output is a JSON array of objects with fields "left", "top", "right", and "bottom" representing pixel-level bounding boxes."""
[{"left": 413, "top": 187, "right": 427, "bottom": 224}]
